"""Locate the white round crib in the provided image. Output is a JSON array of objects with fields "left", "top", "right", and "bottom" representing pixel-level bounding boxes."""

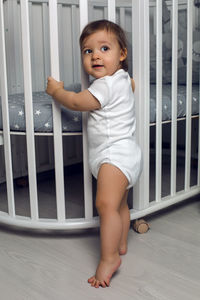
[{"left": 0, "top": 0, "right": 199, "bottom": 231}]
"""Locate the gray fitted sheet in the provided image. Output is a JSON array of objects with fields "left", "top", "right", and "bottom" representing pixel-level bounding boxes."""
[
  {"left": 0, "top": 84, "right": 199, "bottom": 132},
  {"left": 150, "top": 84, "right": 199, "bottom": 123},
  {"left": 0, "top": 83, "right": 82, "bottom": 133}
]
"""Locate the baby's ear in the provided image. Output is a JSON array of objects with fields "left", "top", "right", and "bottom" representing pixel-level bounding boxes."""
[{"left": 120, "top": 48, "right": 127, "bottom": 61}]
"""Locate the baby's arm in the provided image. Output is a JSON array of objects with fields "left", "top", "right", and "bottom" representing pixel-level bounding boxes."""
[
  {"left": 131, "top": 78, "right": 135, "bottom": 92},
  {"left": 46, "top": 77, "right": 100, "bottom": 111}
]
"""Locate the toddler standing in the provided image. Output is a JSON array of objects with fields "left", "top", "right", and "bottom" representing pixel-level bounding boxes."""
[{"left": 46, "top": 19, "right": 142, "bottom": 288}]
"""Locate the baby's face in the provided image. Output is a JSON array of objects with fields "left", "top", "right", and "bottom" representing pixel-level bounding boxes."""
[{"left": 81, "top": 30, "right": 126, "bottom": 79}]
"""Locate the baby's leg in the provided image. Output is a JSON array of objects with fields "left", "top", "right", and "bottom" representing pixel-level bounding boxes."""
[
  {"left": 88, "top": 164, "right": 128, "bottom": 288},
  {"left": 119, "top": 190, "right": 130, "bottom": 255}
]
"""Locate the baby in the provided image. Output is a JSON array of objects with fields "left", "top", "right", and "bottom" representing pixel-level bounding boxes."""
[{"left": 46, "top": 19, "right": 142, "bottom": 288}]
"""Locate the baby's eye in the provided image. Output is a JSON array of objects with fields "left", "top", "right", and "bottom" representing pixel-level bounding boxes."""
[
  {"left": 101, "top": 46, "right": 109, "bottom": 52},
  {"left": 84, "top": 49, "right": 92, "bottom": 54}
]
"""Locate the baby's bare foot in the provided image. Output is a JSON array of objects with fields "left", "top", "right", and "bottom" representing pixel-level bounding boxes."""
[{"left": 88, "top": 255, "right": 121, "bottom": 288}]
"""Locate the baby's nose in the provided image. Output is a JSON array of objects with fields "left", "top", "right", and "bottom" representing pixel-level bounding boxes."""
[{"left": 92, "top": 50, "right": 100, "bottom": 60}]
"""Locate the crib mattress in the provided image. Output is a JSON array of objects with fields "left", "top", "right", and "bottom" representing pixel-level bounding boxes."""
[
  {"left": 0, "top": 84, "right": 199, "bottom": 132},
  {"left": 150, "top": 84, "right": 199, "bottom": 123},
  {"left": 0, "top": 83, "right": 82, "bottom": 133}
]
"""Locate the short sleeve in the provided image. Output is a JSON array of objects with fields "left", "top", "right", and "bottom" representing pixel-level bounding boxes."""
[{"left": 88, "top": 77, "right": 109, "bottom": 108}]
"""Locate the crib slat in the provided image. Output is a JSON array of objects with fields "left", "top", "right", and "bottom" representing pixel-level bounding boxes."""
[
  {"left": 108, "top": 0, "right": 115, "bottom": 22},
  {"left": 132, "top": 0, "right": 150, "bottom": 210},
  {"left": 28, "top": 2, "right": 36, "bottom": 91},
  {"left": 20, "top": 0, "right": 39, "bottom": 220},
  {"left": 71, "top": 4, "right": 80, "bottom": 83},
  {"left": 49, "top": 0, "right": 66, "bottom": 221},
  {"left": 170, "top": 0, "right": 178, "bottom": 196},
  {"left": 0, "top": 0, "right": 15, "bottom": 217},
  {"left": 184, "top": 0, "right": 193, "bottom": 191},
  {"left": 155, "top": 0, "right": 162, "bottom": 202},
  {"left": 13, "top": 0, "right": 22, "bottom": 94},
  {"left": 42, "top": 3, "right": 50, "bottom": 89},
  {"left": 79, "top": 0, "right": 93, "bottom": 220}
]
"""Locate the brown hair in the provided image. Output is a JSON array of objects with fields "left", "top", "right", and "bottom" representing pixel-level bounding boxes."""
[{"left": 79, "top": 19, "right": 128, "bottom": 72}]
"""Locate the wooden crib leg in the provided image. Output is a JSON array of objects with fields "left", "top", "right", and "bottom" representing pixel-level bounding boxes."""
[{"left": 133, "top": 219, "right": 150, "bottom": 234}]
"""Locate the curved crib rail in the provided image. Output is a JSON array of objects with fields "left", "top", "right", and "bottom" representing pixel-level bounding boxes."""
[{"left": 0, "top": 187, "right": 199, "bottom": 230}]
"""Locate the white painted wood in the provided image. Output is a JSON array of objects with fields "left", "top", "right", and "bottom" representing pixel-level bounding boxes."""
[
  {"left": 79, "top": 0, "right": 93, "bottom": 220},
  {"left": 0, "top": 131, "right": 83, "bottom": 137},
  {"left": 0, "top": 0, "right": 15, "bottom": 217},
  {"left": 170, "top": 0, "right": 178, "bottom": 196},
  {"left": 20, "top": 0, "right": 39, "bottom": 220},
  {"left": 71, "top": 4, "right": 81, "bottom": 83},
  {"left": 49, "top": 0, "right": 66, "bottom": 222},
  {"left": 42, "top": 2, "right": 50, "bottom": 89},
  {"left": 58, "top": 4, "right": 65, "bottom": 81},
  {"left": 4, "top": 0, "right": 17, "bottom": 94},
  {"left": 184, "top": 0, "right": 193, "bottom": 191},
  {"left": 131, "top": 187, "right": 200, "bottom": 220},
  {"left": 29, "top": 2, "right": 37, "bottom": 92},
  {"left": 13, "top": 0, "right": 22, "bottom": 94},
  {"left": 108, "top": 0, "right": 115, "bottom": 22},
  {"left": 149, "top": 115, "right": 199, "bottom": 127},
  {"left": 155, "top": 0, "right": 162, "bottom": 202},
  {"left": 132, "top": 0, "right": 150, "bottom": 210}
]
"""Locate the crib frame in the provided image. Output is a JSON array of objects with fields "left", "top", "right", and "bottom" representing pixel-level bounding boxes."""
[{"left": 0, "top": 0, "right": 199, "bottom": 230}]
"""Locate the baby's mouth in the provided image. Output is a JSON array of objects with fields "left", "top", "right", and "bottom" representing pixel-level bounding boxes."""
[{"left": 92, "top": 64, "right": 103, "bottom": 68}]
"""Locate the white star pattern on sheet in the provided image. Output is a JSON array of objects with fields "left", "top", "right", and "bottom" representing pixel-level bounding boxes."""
[
  {"left": 35, "top": 110, "right": 41, "bottom": 116},
  {"left": 164, "top": 104, "right": 168, "bottom": 110},
  {"left": 3, "top": 85, "right": 198, "bottom": 133},
  {"left": 44, "top": 122, "right": 50, "bottom": 128},
  {"left": 18, "top": 110, "right": 24, "bottom": 116},
  {"left": 73, "top": 116, "right": 79, "bottom": 122}
]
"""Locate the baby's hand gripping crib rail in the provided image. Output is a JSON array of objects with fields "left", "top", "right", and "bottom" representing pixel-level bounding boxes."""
[{"left": 0, "top": 0, "right": 199, "bottom": 230}]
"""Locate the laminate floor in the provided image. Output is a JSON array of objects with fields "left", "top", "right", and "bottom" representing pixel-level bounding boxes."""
[{"left": 0, "top": 195, "right": 199, "bottom": 300}]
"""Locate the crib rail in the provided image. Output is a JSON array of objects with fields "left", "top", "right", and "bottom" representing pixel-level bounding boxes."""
[
  {"left": 0, "top": 0, "right": 199, "bottom": 230},
  {"left": 185, "top": 0, "right": 193, "bottom": 191},
  {"left": 79, "top": 0, "right": 93, "bottom": 220},
  {"left": 132, "top": 0, "right": 150, "bottom": 210},
  {"left": 49, "top": 0, "right": 66, "bottom": 221},
  {"left": 0, "top": 0, "right": 15, "bottom": 217},
  {"left": 171, "top": 0, "right": 178, "bottom": 196},
  {"left": 20, "top": 0, "right": 39, "bottom": 220}
]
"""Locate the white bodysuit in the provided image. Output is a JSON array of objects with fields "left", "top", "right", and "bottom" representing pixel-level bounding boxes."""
[{"left": 87, "top": 69, "right": 142, "bottom": 188}]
